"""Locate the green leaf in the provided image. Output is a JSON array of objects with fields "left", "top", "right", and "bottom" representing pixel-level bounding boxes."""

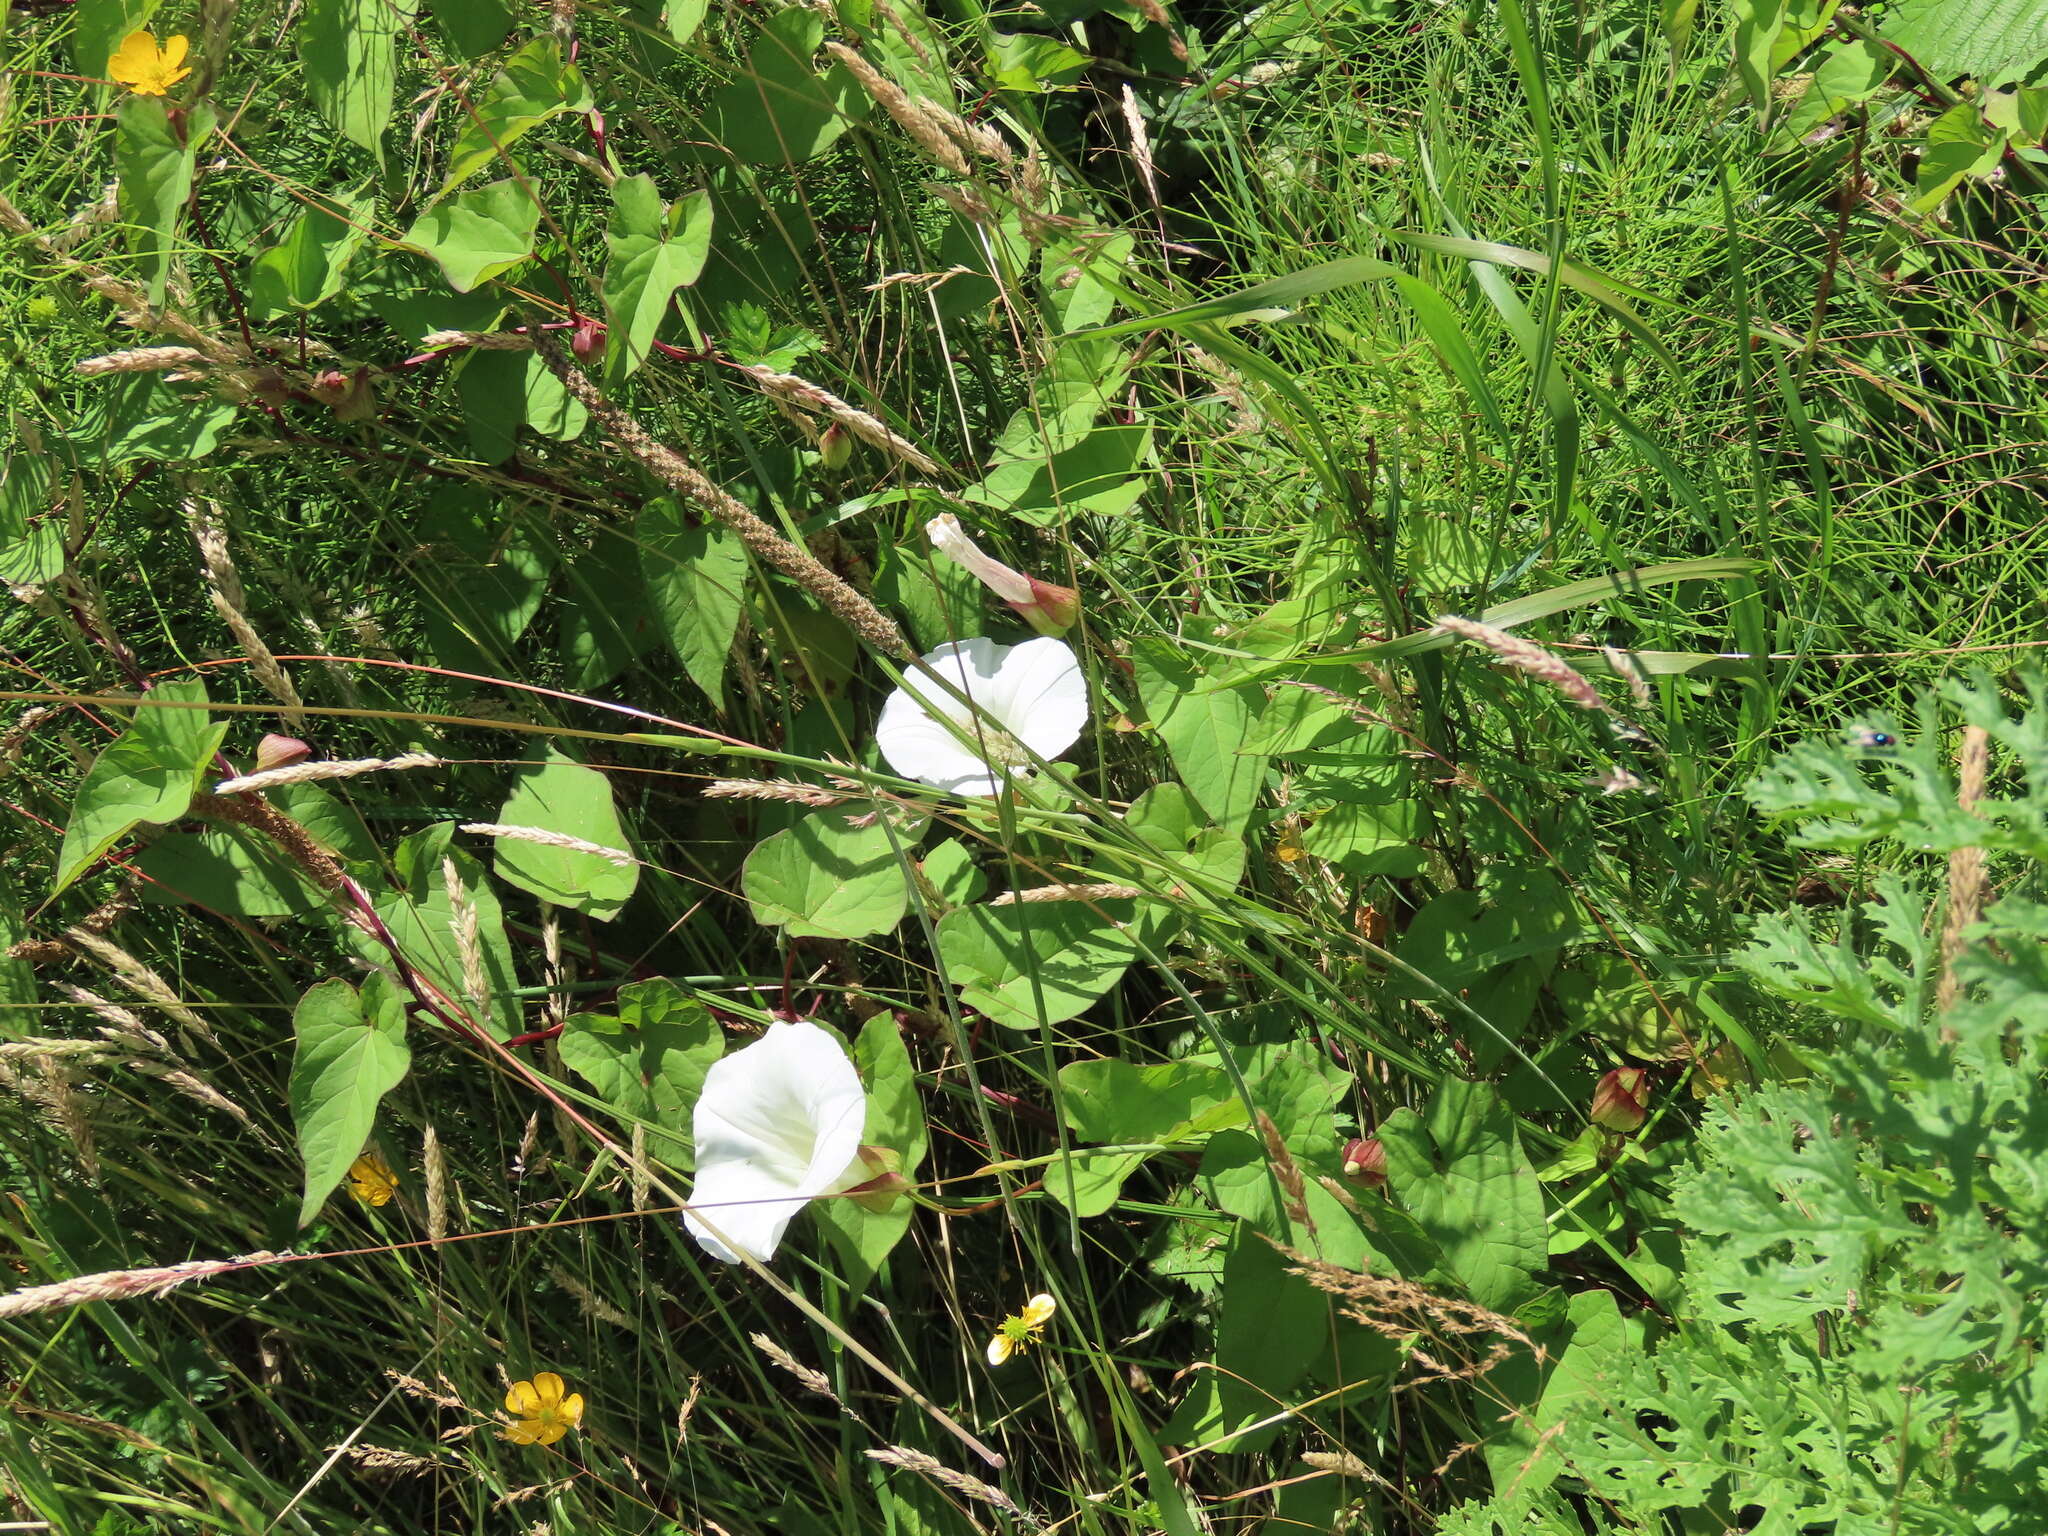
[
  {"left": 1050, "top": 1057, "right": 1243, "bottom": 1214},
  {"left": 1883, "top": 0, "right": 2048, "bottom": 87},
  {"left": 1132, "top": 641, "right": 1267, "bottom": 833},
  {"left": 743, "top": 810, "right": 913, "bottom": 939},
  {"left": 918, "top": 837, "right": 987, "bottom": 908},
  {"left": 456, "top": 349, "right": 587, "bottom": 462},
  {"left": 273, "top": 782, "right": 380, "bottom": 867},
  {"left": 427, "top": 0, "right": 513, "bottom": 55},
  {"left": 415, "top": 488, "right": 555, "bottom": 671},
  {"left": 639, "top": 498, "right": 745, "bottom": 708},
  {"left": 559, "top": 979, "right": 722, "bottom": 1156},
  {"left": 115, "top": 96, "right": 213, "bottom": 308},
  {"left": 872, "top": 534, "right": 983, "bottom": 651},
  {"left": 0, "top": 454, "right": 62, "bottom": 590},
  {"left": 1210, "top": 1226, "right": 1330, "bottom": 1450},
  {"left": 1911, "top": 101, "right": 2008, "bottom": 211},
  {"left": 357, "top": 251, "right": 509, "bottom": 341},
  {"left": 137, "top": 826, "right": 324, "bottom": 917},
  {"left": 1781, "top": 39, "right": 1895, "bottom": 142},
  {"left": 1234, "top": 1036, "right": 1353, "bottom": 1150},
  {"left": 1119, "top": 784, "right": 1249, "bottom": 940},
  {"left": 603, "top": 175, "right": 713, "bottom": 382},
  {"left": 558, "top": 526, "right": 659, "bottom": 689},
  {"left": 398, "top": 179, "right": 543, "bottom": 293},
  {"left": 1296, "top": 747, "right": 1423, "bottom": 878},
  {"left": 0, "top": 889, "right": 40, "bottom": 1024},
  {"left": 987, "top": 32, "right": 1092, "bottom": 90},
  {"left": 1299, "top": 797, "right": 1422, "bottom": 877},
  {"left": 486, "top": 748, "right": 638, "bottom": 919},
  {"left": 245, "top": 189, "right": 376, "bottom": 316},
  {"left": 962, "top": 423, "right": 1152, "bottom": 526},
  {"left": 443, "top": 38, "right": 592, "bottom": 193},
  {"left": 1377, "top": 1079, "right": 1546, "bottom": 1310},
  {"left": 54, "top": 680, "right": 227, "bottom": 895},
  {"left": 815, "top": 1011, "right": 930, "bottom": 1284},
  {"left": 1199, "top": 1128, "right": 1415, "bottom": 1272},
  {"left": 290, "top": 975, "right": 411, "bottom": 1225},
  {"left": 666, "top": 0, "right": 707, "bottom": 43},
  {"left": 81, "top": 376, "right": 238, "bottom": 465},
  {"left": 366, "top": 826, "right": 521, "bottom": 1040},
  {"left": 697, "top": 9, "right": 869, "bottom": 164},
  {"left": 300, "top": 0, "right": 419, "bottom": 155},
  {"left": 935, "top": 903, "right": 1140, "bottom": 1030}
]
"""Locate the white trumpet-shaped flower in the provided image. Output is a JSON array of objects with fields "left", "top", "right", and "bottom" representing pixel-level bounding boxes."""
[
  {"left": 685, "top": 1019, "right": 868, "bottom": 1265},
  {"left": 925, "top": 515, "right": 1079, "bottom": 635},
  {"left": 876, "top": 637, "right": 1088, "bottom": 796}
]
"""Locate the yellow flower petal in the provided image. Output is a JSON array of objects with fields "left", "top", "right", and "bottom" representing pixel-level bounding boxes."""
[
  {"left": 159, "top": 33, "right": 190, "bottom": 69},
  {"left": 347, "top": 1154, "right": 399, "bottom": 1205},
  {"left": 503, "top": 1418, "right": 540, "bottom": 1444},
  {"left": 557, "top": 1392, "right": 585, "bottom": 1428},
  {"left": 530, "top": 1371, "right": 565, "bottom": 1408},
  {"left": 107, "top": 31, "right": 157, "bottom": 82},
  {"left": 505, "top": 1379, "right": 542, "bottom": 1417},
  {"left": 1020, "top": 1294, "right": 1058, "bottom": 1327},
  {"left": 985, "top": 1334, "right": 1014, "bottom": 1366},
  {"left": 534, "top": 1419, "right": 568, "bottom": 1446}
]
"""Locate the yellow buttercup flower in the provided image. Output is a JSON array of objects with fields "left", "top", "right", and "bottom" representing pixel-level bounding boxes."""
[
  {"left": 504, "top": 1372, "right": 584, "bottom": 1446},
  {"left": 346, "top": 1151, "right": 399, "bottom": 1206},
  {"left": 107, "top": 30, "right": 192, "bottom": 96},
  {"left": 985, "top": 1292, "right": 1057, "bottom": 1366}
]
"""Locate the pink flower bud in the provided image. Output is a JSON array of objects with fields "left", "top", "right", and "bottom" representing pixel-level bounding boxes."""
[
  {"left": 844, "top": 1145, "right": 909, "bottom": 1214},
  {"left": 1340, "top": 1137, "right": 1387, "bottom": 1189},
  {"left": 819, "top": 422, "right": 853, "bottom": 470},
  {"left": 1021, "top": 576, "right": 1081, "bottom": 636},
  {"left": 254, "top": 734, "right": 312, "bottom": 773},
  {"left": 1591, "top": 1067, "right": 1650, "bottom": 1133},
  {"left": 571, "top": 316, "right": 603, "bottom": 361},
  {"left": 312, "top": 367, "right": 377, "bottom": 422},
  {"left": 926, "top": 514, "right": 1078, "bottom": 635}
]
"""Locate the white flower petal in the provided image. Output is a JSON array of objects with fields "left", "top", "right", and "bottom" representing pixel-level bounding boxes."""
[
  {"left": 894, "top": 638, "right": 1004, "bottom": 722},
  {"left": 875, "top": 706, "right": 1008, "bottom": 795},
  {"left": 684, "top": 1158, "right": 813, "bottom": 1264},
  {"left": 927, "top": 515, "right": 1036, "bottom": 606},
  {"left": 685, "top": 1019, "right": 868, "bottom": 1264},
  {"left": 875, "top": 638, "right": 1088, "bottom": 795},
  {"left": 982, "top": 637, "right": 1087, "bottom": 761}
]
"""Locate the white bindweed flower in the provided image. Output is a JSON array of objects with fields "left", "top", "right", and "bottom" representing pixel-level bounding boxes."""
[
  {"left": 685, "top": 1019, "right": 868, "bottom": 1265},
  {"left": 876, "top": 637, "right": 1088, "bottom": 796},
  {"left": 926, "top": 515, "right": 1079, "bottom": 635}
]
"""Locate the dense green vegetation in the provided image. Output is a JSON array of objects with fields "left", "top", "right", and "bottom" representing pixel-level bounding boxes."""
[{"left": 2, "top": 0, "right": 2046, "bottom": 1531}]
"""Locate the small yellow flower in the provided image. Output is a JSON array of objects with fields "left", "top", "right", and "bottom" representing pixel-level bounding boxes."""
[
  {"left": 107, "top": 30, "right": 192, "bottom": 96},
  {"left": 985, "top": 1292, "right": 1057, "bottom": 1366},
  {"left": 504, "top": 1372, "right": 585, "bottom": 1446},
  {"left": 346, "top": 1151, "right": 399, "bottom": 1206}
]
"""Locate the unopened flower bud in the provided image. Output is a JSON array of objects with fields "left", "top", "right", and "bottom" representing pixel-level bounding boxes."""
[
  {"left": 1591, "top": 1066, "right": 1650, "bottom": 1133},
  {"left": 254, "top": 734, "right": 312, "bottom": 773},
  {"left": 819, "top": 421, "right": 853, "bottom": 470},
  {"left": 844, "top": 1145, "right": 908, "bottom": 1214},
  {"left": 925, "top": 513, "right": 1078, "bottom": 636},
  {"left": 571, "top": 316, "right": 603, "bottom": 360},
  {"left": 1340, "top": 1137, "right": 1387, "bottom": 1189},
  {"left": 312, "top": 367, "right": 376, "bottom": 422}
]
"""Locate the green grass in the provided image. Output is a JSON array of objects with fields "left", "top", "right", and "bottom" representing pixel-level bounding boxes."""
[{"left": 1, "top": 0, "right": 2045, "bottom": 1531}]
